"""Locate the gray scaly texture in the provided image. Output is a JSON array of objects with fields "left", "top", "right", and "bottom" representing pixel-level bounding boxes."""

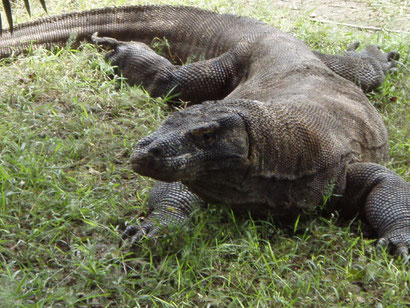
[
  {"left": 121, "top": 181, "right": 204, "bottom": 247},
  {"left": 0, "top": 5, "right": 408, "bottom": 257}
]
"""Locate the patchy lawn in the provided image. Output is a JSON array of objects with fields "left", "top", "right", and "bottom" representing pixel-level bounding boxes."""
[{"left": 0, "top": 0, "right": 408, "bottom": 306}]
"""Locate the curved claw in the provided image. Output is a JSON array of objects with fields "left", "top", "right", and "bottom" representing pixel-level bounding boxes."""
[
  {"left": 347, "top": 41, "right": 361, "bottom": 51},
  {"left": 377, "top": 237, "right": 409, "bottom": 262},
  {"left": 121, "top": 224, "right": 140, "bottom": 240},
  {"left": 394, "top": 244, "right": 409, "bottom": 262},
  {"left": 121, "top": 220, "right": 161, "bottom": 248},
  {"left": 130, "top": 225, "right": 160, "bottom": 248},
  {"left": 385, "top": 51, "right": 400, "bottom": 72},
  {"left": 386, "top": 51, "right": 400, "bottom": 62},
  {"left": 91, "top": 32, "right": 121, "bottom": 49},
  {"left": 376, "top": 237, "right": 389, "bottom": 251},
  {"left": 119, "top": 224, "right": 139, "bottom": 248}
]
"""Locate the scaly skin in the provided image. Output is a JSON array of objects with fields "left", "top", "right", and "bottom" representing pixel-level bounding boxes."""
[{"left": 0, "top": 5, "right": 407, "bottom": 257}]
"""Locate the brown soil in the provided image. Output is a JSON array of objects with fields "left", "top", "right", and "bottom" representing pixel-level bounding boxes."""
[{"left": 272, "top": 0, "right": 409, "bottom": 32}]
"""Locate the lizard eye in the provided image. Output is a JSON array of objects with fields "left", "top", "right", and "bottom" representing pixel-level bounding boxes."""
[
  {"left": 201, "top": 132, "right": 212, "bottom": 141},
  {"left": 189, "top": 122, "right": 219, "bottom": 144},
  {"left": 194, "top": 130, "right": 215, "bottom": 144}
]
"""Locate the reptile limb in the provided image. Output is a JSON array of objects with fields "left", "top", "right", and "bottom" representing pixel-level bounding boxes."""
[
  {"left": 94, "top": 32, "right": 399, "bottom": 102},
  {"left": 314, "top": 42, "right": 400, "bottom": 92},
  {"left": 93, "top": 33, "right": 247, "bottom": 104},
  {"left": 122, "top": 181, "right": 205, "bottom": 247},
  {"left": 340, "top": 163, "right": 410, "bottom": 258}
]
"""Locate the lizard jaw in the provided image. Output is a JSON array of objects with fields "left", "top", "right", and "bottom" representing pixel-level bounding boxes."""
[{"left": 130, "top": 150, "right": 199, "bottom": 182}]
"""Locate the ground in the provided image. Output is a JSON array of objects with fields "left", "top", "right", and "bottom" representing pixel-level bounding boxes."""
[{"left": 273, "top": 0, "right": 408, "bottom": 32}]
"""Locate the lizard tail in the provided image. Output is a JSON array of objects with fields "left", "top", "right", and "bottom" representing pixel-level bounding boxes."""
[{"left": 0, "top": 5, "right": 258, "bottom": 60}]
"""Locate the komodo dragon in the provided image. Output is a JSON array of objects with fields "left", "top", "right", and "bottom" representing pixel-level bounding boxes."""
[{"left": 0, "top": 5, "right": 408, "bottom": 256}]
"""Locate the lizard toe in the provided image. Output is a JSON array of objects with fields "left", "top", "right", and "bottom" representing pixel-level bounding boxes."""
[
  {"left": 91, "top": 33, "right": 125, "bottom": 64},
  {"left": 386, "top": 51, "right": 400, "bottom": 62},
  {"left": 393, "top": 243, "right": 409, "bottom": 262},
  {"left": 121, "top": 223, "right": 140, "bottom": 240},
  {"left": 376, "top": 237, "right": 389, "bottom": 251},
  {"left": 346, "top": 41, "right": 360, "bottom": 51},
  {"left": 119, "top": 223, "right": 139, "bottom": 247},
  {"left": 376, "top": 230, "right": 410, "bottom": 261},
  {"left": 121, "top": 219, "right": 161, "bottom": 248},
  {"left": 386, "top": 51, "right": 400, "bottom": 72},
  {"left": 91, "top": 32, "right": 120, "bottom": 48},
  {"left": 130, "top": 223, "right": 160, "bottom": 248}
]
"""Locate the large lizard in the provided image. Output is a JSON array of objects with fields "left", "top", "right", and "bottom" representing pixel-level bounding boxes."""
[{"left": 0, "top": 5, "right": 408, "bottom": 256}]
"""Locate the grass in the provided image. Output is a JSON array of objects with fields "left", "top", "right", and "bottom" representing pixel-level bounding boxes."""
[{"left": 0, "top": 0, "right": 409, "bottom": 306}]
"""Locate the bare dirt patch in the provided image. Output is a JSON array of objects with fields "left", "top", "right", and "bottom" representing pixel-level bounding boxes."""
[{"left": 272, "top": 0, "right": 409, "bottom": 32}]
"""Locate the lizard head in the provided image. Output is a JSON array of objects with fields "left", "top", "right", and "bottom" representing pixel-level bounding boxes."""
[{"left": 130, "top": 102, "right": 250, "bottom": 182}]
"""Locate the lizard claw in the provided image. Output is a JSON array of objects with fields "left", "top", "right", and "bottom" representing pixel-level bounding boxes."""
[
  {"left": 376, "top": 237, "right": 389, "bottom": 250},
  {"left": 385, "top": 51, "right": 400, "bottom": 71},
  {"left": 386, "top": 51, "right": 400, "bottom": 62},
  {"left": 362, "top": 44, "right": 400, "bottom": 74},
  {"left": 346, "top": 41, "right": 360, "bottom": 51},
  {"left": 91, "top": 33, "right": 161, "bottom": 85},
  {"left": 121, "top": 219, "right": 161, "bottom": 248},
  {"left": 344, "top": 43, "right": 401, "bottom": 90},
  {"left": 394, "top": 244, "right": 409, "bottom": 262},
  {"left": 376, "top": 234, "right": 409, "bottom": 262},
  {"left": 91, "top": 32, "right": 121, "bottom": 48}
]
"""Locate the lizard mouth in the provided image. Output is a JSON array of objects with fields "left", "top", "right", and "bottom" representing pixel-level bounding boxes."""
[
  {"left": 130, "top": 151, "right": 198, "bottom": 182},
  {"left": 130, "top": 150, "right": 245, "bottom": 182}
]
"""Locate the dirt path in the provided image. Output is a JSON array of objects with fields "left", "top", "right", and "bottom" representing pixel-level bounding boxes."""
[{"left": 272, "top": 0, "right": 409, "bottom": 32}]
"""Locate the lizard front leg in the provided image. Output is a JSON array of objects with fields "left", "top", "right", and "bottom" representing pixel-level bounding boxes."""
[
  {"left": 341, "top": 163, "right": 410, "bottom": 258},
  {"left": 122, "top": 181, "right": 205, "bottom": 247},
  {"left": 92, "top": 33, "right": 246, "bottom": 104}
]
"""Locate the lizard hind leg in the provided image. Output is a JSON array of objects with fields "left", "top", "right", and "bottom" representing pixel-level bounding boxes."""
[{"left": 314, "top": 43, "right": 400, "bottom": 92}]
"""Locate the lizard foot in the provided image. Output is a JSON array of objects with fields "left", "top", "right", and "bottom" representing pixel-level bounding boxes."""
[
  {"left": 91, "top": 32, "right": 121, "bottom": 48},
  {"left": 346, "top": 42, "right": 400, "bottom": 73},
  {"left": 121, "top": 219, "right": 161, "bottom": 248},
  {"left": 91, "top": 32, "right": 141, "bottom": 64},
  {"left": 376, "top": 229, "right": 409, "bottom": 261},
  {"left": 91, "top": 32, "right": 127, "bottom": 62},
  {"left": 91, "top": 32, "right": 173, "bottom": 86}
]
